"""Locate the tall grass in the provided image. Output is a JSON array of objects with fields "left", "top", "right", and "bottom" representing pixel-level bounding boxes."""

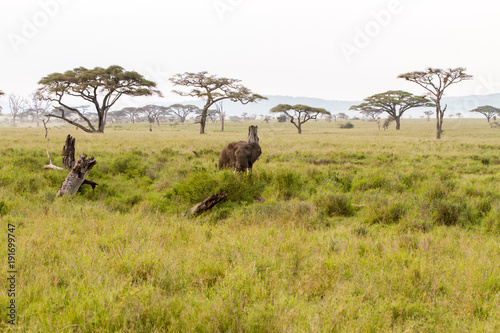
[{"left": 1, "top": 119, "right": 500, "bottom": 331}]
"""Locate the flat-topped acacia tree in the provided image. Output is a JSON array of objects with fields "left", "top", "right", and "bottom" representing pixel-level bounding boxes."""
[
  {"left": 398, "top": 67, "right": 472, "bottom": 139},
  {"left": 350, "top": 90, "right": 433, "bottom": 130},
  {"left": 270, "top": 104, "right": 330, "bottom": 134},
  {"left": 167, "top": 104, "right": 200, "bottom": 123},
  {"left": 37, "top": 65, "right": 161, "bottom": 133},
  {"left": 470, "top": 105, "right": 500, "bottom": 124},
  {"left": 170, "top": 71, "right": 266, "bottom": 134}
]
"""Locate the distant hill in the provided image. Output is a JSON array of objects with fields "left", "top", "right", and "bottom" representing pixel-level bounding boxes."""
[
  {"left": 210, "top": 94, "right": 500, "bottom": 118},
  {"left": 219, "top": 95, "right": 360, "bottom": 116}
]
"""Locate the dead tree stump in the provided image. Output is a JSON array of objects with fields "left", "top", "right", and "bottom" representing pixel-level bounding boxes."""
[
  {"left": 248, "top": 125, "right": 259, "bottom": 144},
  {"left": 57, "top": 154, "right": 97, "bottom": 197},
  {"left": 190, "top": 192, "right": 228, "bottom": 216},
  {"left": 62, "top": 134, "right": 76, "bottom": 169}
]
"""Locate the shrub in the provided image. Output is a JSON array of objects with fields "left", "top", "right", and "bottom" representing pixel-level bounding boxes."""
[
  {"left": 482, "top": 204, "right": 500, "bottom": 234},
  {"left": 314, "top": 192, "right": 355, "bottom": 217},
  {"left": 270, "top": 169, "right": 306, "bottom": 200},
  {"left": 109, "top": 153, "right": 149, "bottom": 179},
  {"left": 277, "top": 114, "right": 287, "bottom": 122},
  {"left": 365, "top": 198, "right": 407, "bottom": 224},
  {"left": 340, "top": 122, "right": 354, "bottom": 129}
]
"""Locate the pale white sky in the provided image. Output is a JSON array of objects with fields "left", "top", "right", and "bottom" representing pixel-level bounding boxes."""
[{"left": 1, "top": 0, "right": 500, "bottom": 107}]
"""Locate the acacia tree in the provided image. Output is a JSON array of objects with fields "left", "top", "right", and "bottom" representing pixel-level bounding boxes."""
[
  {"left": 398, "top": 67, "right": 472, "bottom": 139},
  {"left": 170, "top": 71, "right": 266, "bottom": 134},
  {"left": 37, "top": 65, "right": 161, "bottom": 133},
  {"left": 167, "top": 104, "right": 200, "bottom": 123},
  {"left": 116, "top": 107, "right": 141, "bottom": 123},
  {"left": 423, "top": 110, "right": 433, "bottom": 121},
  {"left": 470, "top": 105, "right": 500, "bottom": 125},
  {"left": 270, "top": 104, "right": 330, "bottom": 134},
  {"left": 357, "top": 107, "right": 383, "bottom": 121},
  {"left": 350, "top": 90, "right": 433, "bottom": 130},
  {"left": 140, "top": 104, "right": 168, "bottom": 126}
]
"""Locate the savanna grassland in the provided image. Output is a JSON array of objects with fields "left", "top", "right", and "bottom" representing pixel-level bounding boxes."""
[{"left": 1, "top": 118, "right": 500, "bottom": 332}]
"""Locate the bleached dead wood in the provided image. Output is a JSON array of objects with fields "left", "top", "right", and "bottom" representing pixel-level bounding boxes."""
[{"left": 43, "top": 119, "right": 63, "bottom": 170}]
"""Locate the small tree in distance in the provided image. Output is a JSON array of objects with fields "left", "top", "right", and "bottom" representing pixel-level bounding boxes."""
[
  {"left": 350, "top": 90, "right": 433, "bottom": 130},
  {"left": 358, "top": 107, "right": 383, "bottom": 121},
  {"left": 9, "top": 94, "right": 25, "bottom": 127},
  {"left": 469, "top": 105, "right": 500, "bottom": 125},
  {"left": 167, "top": 104, "right": 200, "bottom": 123},
  {"left": 398, "top": 67, "right": 472, "bottom": 139},
  {"left": 423, "top": 110, "right": 433, "bottom": 121},
  {"left": 117, "top": 107, "right": 141, "bottom": 123},
  {"left": 270, "top": 104, "right": 330, "bottom": 134},
  {"left": 140, "top": 105, "right": 168, "bottom": 126}
]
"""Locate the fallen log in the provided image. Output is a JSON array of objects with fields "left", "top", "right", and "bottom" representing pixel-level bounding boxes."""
[
  {"left": 190, "top": 192, "right": 228, "bottom": 216},
  {"left": 57, "top": 154, "right": 97, "bottom": 197}
]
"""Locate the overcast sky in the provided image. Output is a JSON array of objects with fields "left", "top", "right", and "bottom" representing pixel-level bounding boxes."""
[{"left": 1, "top": 0, "right": 500, "bottom": 107}]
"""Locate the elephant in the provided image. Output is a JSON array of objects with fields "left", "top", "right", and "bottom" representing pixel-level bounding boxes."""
[{"left": 218, "top": 141, "right": 262, "bottom": 172}]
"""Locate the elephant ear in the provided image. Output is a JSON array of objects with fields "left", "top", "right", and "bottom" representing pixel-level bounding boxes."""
[{"left": 250, "top": 142, "right": 262, "bottom": 163}]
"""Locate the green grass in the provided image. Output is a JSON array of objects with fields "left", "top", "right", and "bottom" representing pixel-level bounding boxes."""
[{"left": 1, "top": 119, "right": 500, "bottom": 332}]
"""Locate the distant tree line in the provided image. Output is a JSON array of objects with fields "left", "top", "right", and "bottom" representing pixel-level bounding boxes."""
[{"left": 5, "top": 65, "right": 500, "bottom": 137}]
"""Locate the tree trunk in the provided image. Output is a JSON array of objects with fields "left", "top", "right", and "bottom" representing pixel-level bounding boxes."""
[
  {"left": 298, "top": 124, "right": 302, "bottom": 134},
  {"left": 248, "top": 125, "right": 259, "bottom": 144},
  {"left": 190, "top": 192, "right": 228, "bottom": 216},
  {"left": 57, "top": 154, "right": 97, "bottom": 197},
  {"left": 435, "top": 100, "right": 446, "bottom": 140},
  {"left": 62, "top": 134, "right": 76, "bottom": 169},
  {"left": 200, "top": 108, "right": 208, "bottom": 134},
  {"left": 395, "top": 117, "right": 401, "bottom": 130},
  {"left": 221, "top": 116, "right": 225, "bottom": 132}
]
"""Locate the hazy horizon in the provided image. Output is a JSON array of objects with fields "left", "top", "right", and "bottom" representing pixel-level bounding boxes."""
[{"left": 1, "top": 0, "right": 500, "bottom": 105}]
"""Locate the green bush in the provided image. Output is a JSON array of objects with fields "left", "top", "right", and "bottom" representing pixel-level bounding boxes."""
[
  {"left": 109, "top": 152, "right": 149, "bottom": 179},
  {"left": 314, "top": 192, "right": 355, "bottom": 217},
  {"left": 429, "top": 198, "right": 473, "bottom": 226},
  {"left": 340, "top": 122, "right": 354, "bottom": 129},
  {"left": 365, "top": 198, "right": 407, "bottom": 225},
  {"left": 482, "top": 204, "right": 500, "bottom": 233}
]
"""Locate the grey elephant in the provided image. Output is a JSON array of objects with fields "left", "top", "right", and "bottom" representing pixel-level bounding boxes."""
[{"left": 218, "top": 141, "right": 262, "bottom": 172}]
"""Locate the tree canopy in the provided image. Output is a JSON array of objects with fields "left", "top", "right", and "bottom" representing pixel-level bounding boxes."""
[
  {"left": 170, "top": 71, "right": 266, "bottom": 134},
  {"left": 350, "top": 90, "right": 433, "bottom": 130},
  {"left": 398, "top": 67, "right": 472, "bottom": 138},
  {"left": 470, "top": 105, "right": 500, "bottom": 124},
  {"left": 270, "top": 104, "right": 330, "bottom": 134},
  {"left": 37, "top": 65, "right": 161, "bottom": 133}
]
